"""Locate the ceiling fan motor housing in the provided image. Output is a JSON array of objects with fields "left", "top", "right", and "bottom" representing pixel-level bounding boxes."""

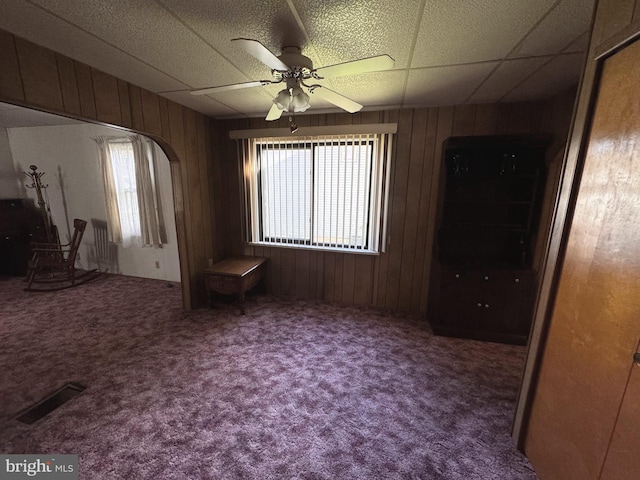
[{"left": 277, "top": 46, "right": 313, "bottom": 72}]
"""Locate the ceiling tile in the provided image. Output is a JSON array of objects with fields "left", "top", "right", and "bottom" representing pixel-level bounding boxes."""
[
  {"left": 290, "top": 0, "right": 422, "bottom": 69},
  {"left": 509, "top": 0, "right": 595, "bottom": 58},
  {"left": 161, "top": 0, "right": 303, "bottom": 86},
  {"left": 319, "top": 71, "right": 406, "bottom": 109},
  {"left": 404, "top": 62, "right": 499, "bottom": 107},
  {"left": 467, "top": 56, "right": 553, "bottom": 104},
  {"left": 563, "top": 31, "right": 590, "bottom": 53},
  {"left": 158, "top": 93, "right": 240, "bottom": 119},
  {"left": 24, "top": 0, "right": 249, "bottom": 89},
  {"left": 502, "top": 52, "right": 585, "bottom": 102},
  {"left": 412, "top": 0, "right": 557, "bottom": 67}
]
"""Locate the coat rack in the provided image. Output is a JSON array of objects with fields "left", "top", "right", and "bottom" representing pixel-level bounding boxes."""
[{"left": 24, "top": 164, "right": 59, "bottom": 245}]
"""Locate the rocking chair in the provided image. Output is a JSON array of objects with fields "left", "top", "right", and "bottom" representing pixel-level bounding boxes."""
[{"left": 26, "top": 218, "right": 93, "bottom": 291}]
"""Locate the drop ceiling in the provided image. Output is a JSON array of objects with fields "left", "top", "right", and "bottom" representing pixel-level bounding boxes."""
[{"left": 0, "top": 0, "right": 595, "bottom": 121}]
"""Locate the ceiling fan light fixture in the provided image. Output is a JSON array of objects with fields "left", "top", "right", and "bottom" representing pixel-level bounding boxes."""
[
  {"left": 273, "top": 86, "right": 311, "bottom": 113},
  {"left": 290, "top": 86, "right": 310, "bottom": 112},
  {"left": 274, "top": 89, "right": 291, "bottom": 110}
]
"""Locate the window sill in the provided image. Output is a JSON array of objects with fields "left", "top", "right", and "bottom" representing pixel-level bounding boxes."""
[{"left": 246, "top": 241, "right": 380, "bottom": 256}]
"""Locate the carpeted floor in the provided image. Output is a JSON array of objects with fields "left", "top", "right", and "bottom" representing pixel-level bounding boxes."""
[{"left": 0, "top": 274, "right": 537, "bottom": 479}]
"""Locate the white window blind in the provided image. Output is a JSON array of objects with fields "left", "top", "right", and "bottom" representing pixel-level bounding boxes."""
[{"left": 240, "top": 131, "right": 393, "bottom": 253}]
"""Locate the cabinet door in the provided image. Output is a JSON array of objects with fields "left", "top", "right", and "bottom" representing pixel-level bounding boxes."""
[
  {"left": 438, "top": 269, "right": 476, "bottom": 329},
  {"left": 502, "top": 271, "right": 535, "bottom": 335}
]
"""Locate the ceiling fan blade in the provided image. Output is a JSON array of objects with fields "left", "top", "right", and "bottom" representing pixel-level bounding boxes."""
[
  {"left": 190, "top": 80, "right": 272, "bottom": 95},
  {"left": 314, "top": 54, "right": 394, "bottom": 78},
  {"left": 310, "top": 87, "right": 362, "bottom": 113},
  {"left": 232, "top": 38, "right": 289, "bottom": 71},
  {"left": 265, "top": 103, "right": 283, "bottom": 121}
]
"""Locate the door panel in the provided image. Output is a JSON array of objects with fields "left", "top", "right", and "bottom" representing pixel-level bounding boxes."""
[
  {"left": 600, "top": 344, "right": 640, "bottom": 480},
  {"left": 524, "top": 39, "right": 640, "bottom": 479}
]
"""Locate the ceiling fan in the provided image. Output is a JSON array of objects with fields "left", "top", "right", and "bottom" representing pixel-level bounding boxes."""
[{"left": 191, "top": 38, "right": 395, "bottom": 123}]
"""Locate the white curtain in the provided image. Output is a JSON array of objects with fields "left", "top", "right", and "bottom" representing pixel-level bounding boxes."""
[
  {"left": 95, "top": 135, "right": 166, "bottom": 248},
  {"left": 95, "top": 136, "right": 124, "bottom": 245},
  {"left": 132, "top": 135, "right": 165, "bottom": 247}
]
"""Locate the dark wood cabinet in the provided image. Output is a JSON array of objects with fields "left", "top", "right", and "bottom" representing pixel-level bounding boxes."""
[
  {"left": 428, "top": 136, "right": 548, "bottom": 345},
  {"left": 0, "top": 198, "right": 45, "bottom": 276}
]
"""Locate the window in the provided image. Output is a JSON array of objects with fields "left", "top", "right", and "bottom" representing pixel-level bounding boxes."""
[
  {"left": 95, "top": 135, "right": 166, "bottom": 248},
  {"left": 239, "top": 128, "right": 394, "bottom": 253}
]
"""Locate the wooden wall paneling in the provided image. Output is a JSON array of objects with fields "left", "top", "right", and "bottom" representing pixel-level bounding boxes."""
[
  {"left": 169, "top": 160, "right": 191, "bottom": 309},
  {"left": 210, "top": 119, "right": 227, "bottom": 261},
  {"left": 473, "top": 103, "right": 499, "bottom": 135},
  {"left": 530, "top": 89, "right": 577, "bottom": 272},
  {"left": 55, "top": 55, "right": 81, "bottom": 116},
  {"left": 512, "top": 101, "right": 544, "bottom": 134},
  {"left": 116, "top": 79, "right": 133, "bottom": 129},
  {"left": 495, "top": 102, "right": 513, "bottom": 134},
  {"left": 452, "top": 104, "right": 477, "bottom": 135},
  {"left": 333, "top": 112, "right": 354, "bottom": 126},
  {"left": 413, "top": 107, "right": 439, "bottom": 313},
  {"left": 295, "top": 250, "right": 311, "bottom": 298},
  {"left": 333, "top": 253, "right": 345, "bottom": 303},
  {"left": 73, "top": 62, "right": 97, "bottom": 120},
  {"left": 373, "top": 109, "right": 400, "bottom": 307},
  {"left": 353, "top": 255, "right": 374, "bottom": 305},
  {"left": 128, "top": 85, "right": 145, "bottom": 132},
  {"left": 314, "top": 252, "right": 325, "bottom": 300},
  {"left": 196, "top": 114, "right": 214, "bottom": 266},
  {"left": 229, "top": 121, "right": 246, "bottom": 257},
  {"left": 91, "top": 69, "right": 122, "bottom": 126},
  {"left": 397, "top": 108, "right": 429, "bottom": 310},
  {"left": 362, "top": 110, "right": 385, "bottom": 124},
  {"left": 269, "top": 247, "right": 281, "bottom": 294},
  {"left": 279, "top": 248, "right": 296, "bottom": 296},
  {"left": 14, "top": 38, "right": 64, "bottom": 112},
  {"left": 183, "top": 110, "right": 207, "bottom": 302},
  {"left": 219, "top": 119, "right": 237, "bottom": 256},
  {"left": 341, "top": 253, "right": 356, "bottom": 304},
  {"left": 140, "top": 88, "right": 162, "bottom": 137},
  {"left": 0, "top": 30, "right": 24, "bottom": 101},
  {"left": 384, "top": 108, "right": 415, "bottom": 309},
  {"left": 323, "top": 252, "right": 337, "bottom": 302},
  {"left": 307, "top": 252, "right": 318, "bottom": 299},
  {"left": 421, "top": 106, "right": 454, "bottom": 313},
  {"left": 158, "top": 97, "right": 171, "bottom": 142},
  {"left": 167, "top": 101, "right": 197, "bottom": 306}
]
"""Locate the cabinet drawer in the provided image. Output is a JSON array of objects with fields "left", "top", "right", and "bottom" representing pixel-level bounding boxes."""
[{"left": 207, "top": 275, "right": 240, "bottom": 295}]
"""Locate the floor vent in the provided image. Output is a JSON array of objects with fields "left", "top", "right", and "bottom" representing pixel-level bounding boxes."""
[{"left": 16, "top": 382, "right": 86, "bottom": 425}]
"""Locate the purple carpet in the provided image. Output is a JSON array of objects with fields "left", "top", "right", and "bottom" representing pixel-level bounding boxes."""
[{"left": 0, "top": 274, "right": 537, "bottom": 479}]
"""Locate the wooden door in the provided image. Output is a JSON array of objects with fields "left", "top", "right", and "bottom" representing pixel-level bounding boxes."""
[
  {"left": 600, "top": 341, "right": 640, "bottom": 479},
  {"left": 524, "top": 39, "right": 640, "bottom": 479}
]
